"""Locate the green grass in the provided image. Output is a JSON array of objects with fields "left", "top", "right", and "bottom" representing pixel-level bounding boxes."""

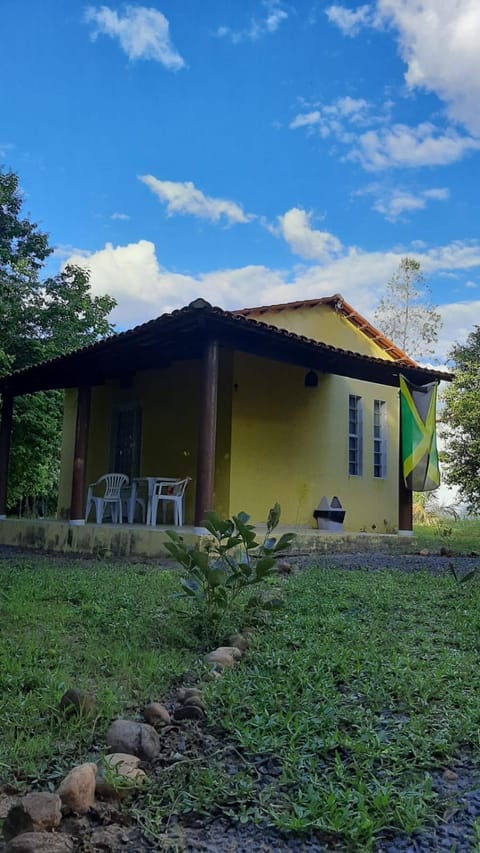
[
  {"left": 414, "top": 516, "right": 480, "bottom": 554},
  {"left": 3, "top": 553, "right": 480, "bottom": 850},
  {"left": 0, "top": 558, "right": 199, "bottom": 787},
  {"left": 146, "top": 564, "right": 480, "bottom": 850}
]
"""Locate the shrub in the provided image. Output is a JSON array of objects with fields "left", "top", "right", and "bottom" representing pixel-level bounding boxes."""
[{"left": 164, "top": 503, "right": 295, "bottom": 642}]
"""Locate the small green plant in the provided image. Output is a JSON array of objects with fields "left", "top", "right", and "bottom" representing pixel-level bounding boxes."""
[{"left": 164, "top": 503, "right": 295, "bottom": 641}]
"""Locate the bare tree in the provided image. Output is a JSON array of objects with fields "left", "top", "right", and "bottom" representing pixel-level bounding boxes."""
[{"left": 374, "top": 257, "right": 442, "bottom": 359}]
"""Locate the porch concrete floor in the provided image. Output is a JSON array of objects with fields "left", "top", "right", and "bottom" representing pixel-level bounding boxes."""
[{"left": 0, "top": 517, "right": 415, "bottom": 559}]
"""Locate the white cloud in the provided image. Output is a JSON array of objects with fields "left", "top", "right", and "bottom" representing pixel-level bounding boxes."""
[
  {"left": 278, "top": 208, "right": 343, "bottom": 261},
  {"left": 65, "top": 240, "right": 288, "bottom": 325},
  {"left": 85, "top": 5, "right": 185, "bottom": 70},
  {"left": 374, "top": 190, "right": 425, "bottom": 220},
  {"left": 352, "top": 123, "right": 480, "bottom": 170},
  {"left": 437, "top": 299, "right": 480, "bottom": 357},
  {"left": 64, "top": 235, "right": 480, "bottom": 361},
  {"left": 111, "top": 212, "right": 130, "bottom": 221},
  {"left": 333, "top": 96, "right": 370, "bottom": 119},
  {"left": 325, "top": 4, "right": 374, "bottom": 36},
  {"left": 465, "top": 280, "right": 478, "bottom": 289},
  {"left": 422, "top": 188, "right": 450, "bottom": 201},
  {"left": 290, "top": 96, "right": 371, "bottom": 138},
  {"left": 139, "top": 175, "right": 253, "bottom": 225},
  {"left": 265, "top": 3, "right": 288, "bottom": 33},
  {"left": 326, "top": 1, "right": 480, "bottom": 136},
  {"left": 379, "top": 0, "right": 480, "bottom": 135},
  {"left": 362, "top": 185, "right": 450, "bottom": 221},
  {"left": 289, "top": 110, "right": 322, "bottom": 131},
  {"left": 216, "top": 0, "right": 288, "bottom": 43},
  {"left": 291, "top": 98, "right": 478, "bottom": 170}
]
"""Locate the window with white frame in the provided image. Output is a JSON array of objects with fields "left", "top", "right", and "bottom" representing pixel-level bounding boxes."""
[
  {"left": 373, "top": 399, "right": 387, "bottom": 478},
  {"left": 348, "top": 394, "right": 363, "bottom": 476}
]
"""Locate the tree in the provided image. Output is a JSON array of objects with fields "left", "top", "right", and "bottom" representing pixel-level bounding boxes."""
[
  {"left": 441, "top": 328, "right": 480, "bottom": 514},
  {"left": 0, "top": 168, "right": 116, "bottom": 513},
  {"left": 373, "top": 257, "right": 442, "bottom": 359}
]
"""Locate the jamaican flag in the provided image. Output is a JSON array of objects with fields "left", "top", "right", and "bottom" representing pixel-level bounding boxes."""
[{"left": 399, "top": 374, "right": 440, "bottom": 492}]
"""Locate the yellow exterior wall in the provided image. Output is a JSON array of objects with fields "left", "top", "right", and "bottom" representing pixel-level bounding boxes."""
[
  {"left": 247, "top": 305, "right": 395, "bottom": 360},
  {"left": 229, "top": 352, "right": 399, "bottom": 531}
]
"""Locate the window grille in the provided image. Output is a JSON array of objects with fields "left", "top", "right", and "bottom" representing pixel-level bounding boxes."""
[{"left": 348, "top": 394, "right": 363, "bottom": 476}]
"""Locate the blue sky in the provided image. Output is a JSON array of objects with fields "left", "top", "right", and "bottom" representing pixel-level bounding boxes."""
[{"left": 2, "top": 0, "right": 480, "bottom": 361}]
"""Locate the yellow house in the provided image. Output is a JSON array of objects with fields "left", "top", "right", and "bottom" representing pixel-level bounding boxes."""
[{"left": 0, "top": 296, "right": 448, "bottom": 541}]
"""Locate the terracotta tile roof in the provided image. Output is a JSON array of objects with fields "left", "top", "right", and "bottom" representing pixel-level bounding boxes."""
[
  {"left": 0, "top": 298, "right": 451, "bottom": 397},
  {"left": 233, "top": 293, "right": 418, "bottom": 367}
]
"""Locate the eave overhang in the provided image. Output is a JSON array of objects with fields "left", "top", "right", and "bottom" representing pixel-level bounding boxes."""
[{"left": 0, "top": 300, "right": 452, "bottom": 397}]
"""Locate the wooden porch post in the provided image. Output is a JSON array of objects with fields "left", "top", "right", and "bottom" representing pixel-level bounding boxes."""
[
  {"left": 398, "top": 398, "right": 413, "bottom": 534},
  {"left": 70, "top": 385, "right": 91, "bottom": 525},
  {"left": 0, "top": 393, "right": 14, "bottom": 520},
  {"left": 195, "top": 339, "right": 219, "bottom": 527}
]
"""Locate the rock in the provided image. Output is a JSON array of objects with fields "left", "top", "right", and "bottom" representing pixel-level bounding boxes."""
[
  {"left": 0, "top": 795, "right": 20, "bottom": 820},
  {"left": 6, "top": 833, "right": 74, "bottom": 853},
  {"left": 215, "top": 645, "right": 243, "bottom": 660},
  {"left": 59, "top": 688, "right": 95, "bottom": 717},
  {"left": 204, "top": 670, "right": 222, "bottom": 681},
  {"left": 105, "top": 752, "right": 141, "bottom": 770},
  {"left": 3, "top": 793, "right": 62, "bottom": 841},
  {"left": 440, "top": 546, "right": 453, "bottom": 557},
  {"left": 173, "top": 704, "right": 205, "bottom": 722},
  {"left": 228, "top": 633, "right": 249, "bottom": 652},
  {"left": 96, "top": 753, "right": 147, "bottom": 799},
  {"left": 443, "top": 768, "right": 458, "bottom": 782},
  {"left": 277, "top": 561, "right": 292, "bottom": 574},
  {"left": 419, "top": 548, "right": 430, "bottom": 556},
  {"left": 184, "top": 696, "right": 205, "bottom": 710},
  {"left": 57, "top": 763, "right": 97, "bottom": 814},
  {"left": 176, "top": 687, "right": 202, "bottom": 703},
  {"left": 470, "top": 551, "right": 480, "bottom": 557},
  {"left": 106, "top": 720, "right": 160, "bottom": 761},
  {"left": 205, "top": 650, "right": 236, "bottom": 669},
  {"left": 144, "top": 702, "right": 171, "bottom": 727}
]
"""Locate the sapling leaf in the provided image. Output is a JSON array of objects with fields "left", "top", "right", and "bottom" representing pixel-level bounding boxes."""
[
  {"left": 449, "top": 562, "right": 459, "bottom": 582},
  {"left": 266, "top": 502, "right": 281, "bottom": 533},
  {"left": 180, "top": 579, "right": 199, "bottom": 596},
  {"left": 273, "top": 533, "right": 296, "bottom": 552},
  {"left": 460, "top": 568, "right": 477, "bottom": 584},
  {"left": 255, "top": 556, "right": 276, "bottom": 579},
  {"left": 204, "top": 511, "right": 235, "bottom": 538},
  {"left": 235, "top": 511, "right": 251, "bottom": 525},
  {"left": 191, "top": 551, "right": 210, "bottom": 574},
  {"left": 206, "top": 567, "right": 226, "bottom": 588}
]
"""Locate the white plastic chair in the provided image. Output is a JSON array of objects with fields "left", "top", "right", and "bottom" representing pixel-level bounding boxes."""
[
  {"left": 150, "top": 478, "right": 191, "bottom": 527},
  {"left": 85, "top": 473, "right": 129, "bottom": 524}
]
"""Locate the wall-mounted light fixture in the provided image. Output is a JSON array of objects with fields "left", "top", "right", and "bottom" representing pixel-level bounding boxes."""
[{"left": 304, "top": 370, "right": 318, "bottom": 388}]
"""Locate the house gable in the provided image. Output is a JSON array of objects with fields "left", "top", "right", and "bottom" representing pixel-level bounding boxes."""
[{"left": 234, "top": 295, "right": 416, "bottom": 365}]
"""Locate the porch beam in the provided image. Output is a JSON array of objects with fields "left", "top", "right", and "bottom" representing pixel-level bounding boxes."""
[
  {"left": 0, "top": 393, "right": 13, "bottom": 519},
  {"left": 70, "top": 385, "right": 91, "bottom": 525},
  {"left": 195, "top": 339, "right": 219, "bottom": 526}
]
